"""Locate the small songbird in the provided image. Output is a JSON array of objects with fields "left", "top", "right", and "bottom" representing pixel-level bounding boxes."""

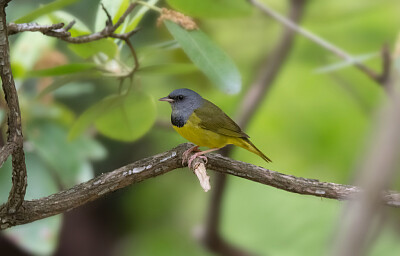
[{"left": 159, "top": 88, "right": 271, "bottom": 168}]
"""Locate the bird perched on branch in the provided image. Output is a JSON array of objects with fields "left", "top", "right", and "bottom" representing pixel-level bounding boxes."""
[{"left": 159, "top": 88, "right": 271, "bottom": 168}]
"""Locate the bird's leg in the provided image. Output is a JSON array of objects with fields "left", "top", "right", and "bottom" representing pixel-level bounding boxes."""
[
  {"left": 182, "top": 145, "right": 201, "bottom": 165},
  {"left": 187, "top": 148, "right": 220, "bottom": 169}
]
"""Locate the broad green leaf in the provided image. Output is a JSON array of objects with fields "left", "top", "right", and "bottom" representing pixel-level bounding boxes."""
[
  {"left": 27, "top": 63, "right": 97, "bottom": 77},
  {"left": 1, "top": 154, "right": 61, "bottom": 255},
  {"left": 138, "top": 63, "right": 198, "bottom": 75},
  {"left": 164, "top": 21, "right": 241, "bottom": 94},
  {"left": 166, "top": 0, "right": 252, "bottom": 18},
  {"left": 48, "top": 11, "right": 91, "bottom": 37},
  {"left": 68, "top": 94, "right": 122, "bottom": 140},
  {"left": 14, "top": 0, "right": 78, "bottom": 23},
  {"left": 68, "top": 39, "right": 118, "bottom": 59},
  {"left": 95, "top": 92, "right": 156, "bottom": 142}
]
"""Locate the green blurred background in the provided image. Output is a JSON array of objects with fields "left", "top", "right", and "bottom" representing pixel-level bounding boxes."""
[{"left": 0, "top": 0, "right": 400, "bottom": 255}]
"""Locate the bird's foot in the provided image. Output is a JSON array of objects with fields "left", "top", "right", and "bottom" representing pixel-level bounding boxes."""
[
  {"left": 188, "top": 152, "right": 208, "bottom": 169},
  {"left": 182, "top": 146, "right": 201, "bottom": 165}
]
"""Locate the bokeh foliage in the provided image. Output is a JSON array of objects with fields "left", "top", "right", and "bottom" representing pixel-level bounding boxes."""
[{"left": 1, "top": 0, "right": 400, "bottom": 255}]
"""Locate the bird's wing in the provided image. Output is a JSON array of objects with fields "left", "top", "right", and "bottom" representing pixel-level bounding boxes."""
[{"left": 194, "top": 100, "right": 249, "bottom": 138}]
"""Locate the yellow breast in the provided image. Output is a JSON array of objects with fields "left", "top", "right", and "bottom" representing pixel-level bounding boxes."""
[{"left": 173, "top": 112, "right": 233, "bottom": 148}]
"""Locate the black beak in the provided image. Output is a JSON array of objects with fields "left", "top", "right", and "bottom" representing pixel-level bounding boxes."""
[{"left": 159, "top": 96, "right": 174, "bottom": 103}]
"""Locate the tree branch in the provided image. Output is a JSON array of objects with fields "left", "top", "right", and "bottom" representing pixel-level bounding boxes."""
[
  {"left": 7, "top": 3, "right": 139, "bottom": 44},
  {"left": 1, "top": 142, "right": 400, "bottom": 230},
  {"left": 0, "top": 0, "right": 27, "bottom": 215},
  {"left": 248, "top": 0, "right": 388, "bottom": 85},
  {"left": 7, "top": 22, "right": 65, "bottom": 35}
]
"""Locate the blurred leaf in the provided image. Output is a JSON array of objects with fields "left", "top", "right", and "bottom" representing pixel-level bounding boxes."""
[
  {"left": 38, "top": 75, "right": 83, "bottom": 98},
  {"left": 26, "top": 102, "right": 75, "bottom": 126},
  {"left": 166, "top": 0, "right": 252, "bottom": 18},
  {"left": 27, "top": 63, "right": 97, "bottom": 77},
  {"left": 95, "top": 92, "right": 156, "bottom": 142},
  {"left": 69, "top": 94, "right": 121, "bottom": 140},
  {"left": 165, "top": 21, "right": 241, "bottom": 94},
  {"left": 1, "top": 154, "right": 61, "bottom": 255},
  {"left": 14, "top": 0, "right": 78, "bottom": 23},
  {"left": 11, "top": 62, "right": 26, "bottom": 78},
  {"left": 68, "top": 39, "right": 118, "bottom": 59},
  {"left": 48, "top": 11, "right": 91, "bottom": 37},
  {"left": 53, "top": 82, "right": 95, "bottom": 97},
  {"left": 27, "top": 121, "right": 101, "bottom": 187},
  {"left": 314, "top": 52, "right": 379, "bottom": 74},
  {"left": 138, "top": 63, "right": 198, "bottom": 75},
  {"left": 4, "top": 216, "right": 62, "bottom": 256}
]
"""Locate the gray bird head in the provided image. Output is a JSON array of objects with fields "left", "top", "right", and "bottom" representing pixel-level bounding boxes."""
[{"left": 159, "top": 88, "right": 204, "bottom": 127}]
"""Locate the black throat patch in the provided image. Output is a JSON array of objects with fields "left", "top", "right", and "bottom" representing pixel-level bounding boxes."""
[{"left": 171, "top": 115, "right": 186, "bottom": 128}]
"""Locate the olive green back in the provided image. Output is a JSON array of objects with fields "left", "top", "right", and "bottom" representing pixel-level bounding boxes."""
[{"left": 194, "top": 100, "right": 249, "bottom": 138}]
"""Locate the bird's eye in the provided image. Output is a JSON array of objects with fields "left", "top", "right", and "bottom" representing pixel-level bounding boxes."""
[{"left": 177, "top": 95, "right": 184, "bottom": 100}]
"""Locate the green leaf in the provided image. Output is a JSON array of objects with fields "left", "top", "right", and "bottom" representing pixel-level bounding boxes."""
[
  {"left": 95, "top": 92, "right": 156, "bottom": 142},
  {"left": 166, "top": 0, "right": 252, "bottom": 18},
  {"left": 68, "top": 94, "right": 122, "bottom": 140},
  {"left": 68, "top": 39, "right": 118, "bottom": 59},
  {"left": 27, "top": 121, "right": 102, "bottom": 187},
  {"left": 14, "top": 0, "right": 79, "bottom": 23},
  {"left": 27, "top": 63, "right": 97, "bottom": 77},
  {"left": 164, "top": 21, "right": 241, "bottom": 94}
]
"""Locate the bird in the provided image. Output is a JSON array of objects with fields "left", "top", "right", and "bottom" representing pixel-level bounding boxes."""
[{"left": 159, "top": 88, "right": 272, "bottom": 168}]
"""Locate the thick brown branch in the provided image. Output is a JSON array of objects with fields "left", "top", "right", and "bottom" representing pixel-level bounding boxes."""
[
  {"left": 1, "top": 142, "right": 400, "bottom": 230},
  {"left": 0, "top": 0, "right": 27, "bottom": 215}
]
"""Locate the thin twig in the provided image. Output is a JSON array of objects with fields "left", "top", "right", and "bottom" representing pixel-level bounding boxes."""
[
  {"left": 1, "top": 142, "right": 400, "bottom": 230},
  {"left": 248, "top": 0, "right": 384, "bottom": 84}
]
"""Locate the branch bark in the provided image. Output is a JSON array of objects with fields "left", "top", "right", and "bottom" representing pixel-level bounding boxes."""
[
  {"left": 0, "top": 0, "right": 27, "bottom": 216},
  {"left": 1, "top": 142, "right": 400, "bottom": 230}
]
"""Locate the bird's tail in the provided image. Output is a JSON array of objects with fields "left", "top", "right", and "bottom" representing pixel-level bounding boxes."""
[{"left": 234, "top": 138, "right": 272, "bottom": 163}]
